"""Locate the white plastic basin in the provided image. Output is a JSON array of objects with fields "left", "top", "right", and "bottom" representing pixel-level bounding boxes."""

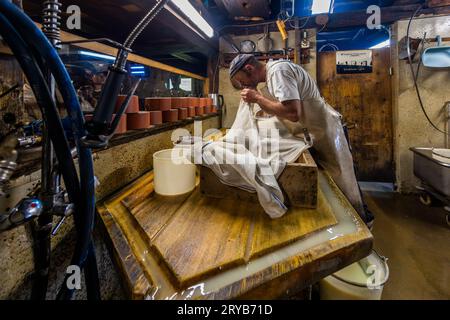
[
  {"left": 153, "top": 149, "right": 196, "bottom": 196},
  {"left": 319, "top": 250, "right": 389, "bottom": 300}
]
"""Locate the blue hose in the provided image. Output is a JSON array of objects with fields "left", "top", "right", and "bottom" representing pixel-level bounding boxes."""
[
  {"left": 0, "top": 13, "right": 81, "bottom": 205},
  {"left": 0, "top": 0, "right": 97, "bottom": 299}
]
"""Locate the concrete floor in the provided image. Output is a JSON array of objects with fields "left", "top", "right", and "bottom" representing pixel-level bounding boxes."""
[{"left": 363, "top": 190, "right": 450, "bottom": 300}]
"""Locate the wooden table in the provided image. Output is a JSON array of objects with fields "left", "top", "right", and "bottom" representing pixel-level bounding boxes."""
[{"left": 97, "top": 169, "right": 373, "bottom": 299}]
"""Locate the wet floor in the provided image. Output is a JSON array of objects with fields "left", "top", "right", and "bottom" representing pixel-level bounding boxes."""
[{"left": 363, "top": 190, "right": 450, "bottom": 300}]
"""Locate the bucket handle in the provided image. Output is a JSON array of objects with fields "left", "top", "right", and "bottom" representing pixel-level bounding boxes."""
[{"left": 331, "top": 249, "right": 390, "bottom": 288}]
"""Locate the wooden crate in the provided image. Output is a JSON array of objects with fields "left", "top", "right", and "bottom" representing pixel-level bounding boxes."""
[{"left": 200, "top": 150, "right": 318, "bottom": 208}]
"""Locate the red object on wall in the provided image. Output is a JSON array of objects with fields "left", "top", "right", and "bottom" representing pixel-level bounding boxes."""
[
  {"left": 145, "top": 97, "right": 172, "bottom": 111},
  {"left": 199, "top": 98, "right": 208, "bottom": 107},
  {"left": 187, "top": 106, "right": 196, "bottom": 118},
  {"left": 172, "top": 97, "right": 187, "bottom": 109},
  {"left": 162, "top": 109, "right": 178, "bottom": 122},
  {"left": 127, "top": 112, "right": 150, "bottom": 130},
  {"left": 190, "top": 97, "right": 200, "bottom": 108},
  {"left": 195, "top": 106, "right": 204, "bottom": 116},
  {"left": 112, "top": 113, "right": 127, "bottom": 134},
  {"left": 204, "top": 105, "right": 212, "bottom": 114},
  {"left": 178, "top": 108, "right": 188, "bottom": 120},
  {"left": 150, "top": 111, "right": 162, "bottom": 125},
  {"left": 115, "top": 95, "right": 140, "bottom": 113}
]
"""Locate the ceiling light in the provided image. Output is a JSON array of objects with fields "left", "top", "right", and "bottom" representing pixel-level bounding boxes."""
[
  {"left": 170, "top": 0, "right": 214, "bottom": 38},
  {"left": 79, "top": 50, "right": 115, "bottom": 60}
]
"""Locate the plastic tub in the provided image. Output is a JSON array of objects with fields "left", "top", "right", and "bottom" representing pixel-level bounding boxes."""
[
  {"left": 319, "top": 250, "right": 389, "bottom": 300},
  {"left": 153, "top": 149, "right": 196, "bottom": 196}
]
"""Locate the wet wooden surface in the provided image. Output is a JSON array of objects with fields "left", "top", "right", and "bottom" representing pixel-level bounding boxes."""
[{"left": 97, "top": 169, "right": 373, "bottom": 299}]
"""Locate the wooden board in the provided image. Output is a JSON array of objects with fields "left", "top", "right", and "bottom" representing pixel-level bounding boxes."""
[
  {"left": 249, "top": 188, "right": 335, "bottom": 259},
  {"left": 97, "top": 169, "right": 373, "bottom": 299},
  {"left": 126, "top": 193, "right": 191, "bottom": 241},
  {"left": 318, "top": 48, "right": 394, "bottom": 182},
  {"left": 105, "top": 167, "right": 334, "bottom": 289},
  {"left": 151, "top": 190, "right": 255, "bottom": 288},
  {"left": 200, "top": 150, "right": 318, "bottom": 208}
]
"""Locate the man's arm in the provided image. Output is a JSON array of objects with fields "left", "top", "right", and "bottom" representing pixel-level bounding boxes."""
[{"left": 240, "top": 88, "right": 300, "bottom": 122}]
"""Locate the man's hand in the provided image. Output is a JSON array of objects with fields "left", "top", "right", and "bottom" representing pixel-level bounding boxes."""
[{"left": 240, "top": 88, "right": 261, "bottom": 104}]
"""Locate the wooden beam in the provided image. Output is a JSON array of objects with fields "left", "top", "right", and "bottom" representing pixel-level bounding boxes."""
[
  {"left": 170, "top": 52, "right": 202, "bottom": 65},
  {"left": 37, "top": 24, "right": 207, "bottom": 81},
  {"left": 427, "top": 0, "right": 450, "bottom": 7}
]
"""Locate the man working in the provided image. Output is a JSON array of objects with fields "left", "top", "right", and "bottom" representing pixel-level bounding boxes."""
[{"left": 229, "top": 54, "right": 374, "bottom": 227}]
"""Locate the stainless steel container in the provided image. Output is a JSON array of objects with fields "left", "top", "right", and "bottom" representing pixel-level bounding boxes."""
[
  {"left": 410, "top": 147, "right": 450, "bottom": 197},
  {"left": 208, "top": 94, "right": 224, "bottom": 110}
]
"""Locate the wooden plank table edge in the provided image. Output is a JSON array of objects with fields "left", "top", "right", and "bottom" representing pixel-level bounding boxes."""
[{"left": 97, "top": 203, "right": 152, "bottom": 299}]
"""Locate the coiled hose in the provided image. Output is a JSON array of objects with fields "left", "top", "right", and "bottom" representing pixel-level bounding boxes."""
[
  {"left": 0, "top": 0, "right": 98, "bottom": 300},
  {"left": 0, "top": 13, "right": 86, "bottom": 299}
]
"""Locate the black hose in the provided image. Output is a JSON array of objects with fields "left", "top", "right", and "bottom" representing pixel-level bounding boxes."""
[
  {"left": 0, "top": 1, "right": 99, "bottom": 300},
  {"left": 406, "top": 5, "right": 449, "bottom": 136},
  {"left": 0, "top": 15, "right": 81, "bottom": 215},
  {"left": 0, "top": 13, "right": 82, "bottom": 299},
  {"left": 84, "top": 242, "right": 101, "bottom": 300}
]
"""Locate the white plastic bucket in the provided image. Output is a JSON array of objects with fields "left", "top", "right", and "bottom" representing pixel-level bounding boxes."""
[
  {"left": 153, "top": 149, "right": 196, "bottom": 196},
  {"left": 319, "top": 250, "right": 389, "bottom": 300}
]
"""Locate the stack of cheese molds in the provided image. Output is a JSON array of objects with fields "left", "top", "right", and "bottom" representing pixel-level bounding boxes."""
[
  {"left": 115, "top": 95, "right": 151, "bottom": 131},
  {"left": 145, "top": 97, "right": 178, "bottom": 123}
]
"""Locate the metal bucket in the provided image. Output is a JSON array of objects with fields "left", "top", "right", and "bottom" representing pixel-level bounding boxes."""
[
  {"left": 411, "top": 147, "right": 450, "bottom": 197},
  {"left": 319, "top": 250, "right": 389, "bottom": 300}
]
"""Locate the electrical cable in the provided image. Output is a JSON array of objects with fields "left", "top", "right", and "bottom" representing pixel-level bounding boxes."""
[
  {"left": 318, "top": 43, "right": 339, "bottom": 52},
  {"left": 406, "top": 4, "right": 449, "bottom": 136},
  {"left": 287, "top": 16, "right": 310, "bottom": 30}
]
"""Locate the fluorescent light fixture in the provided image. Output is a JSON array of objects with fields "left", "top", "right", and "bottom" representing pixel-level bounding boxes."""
[
  {"left": 130, "top": 65, "right": 145, "bottom": 70},
  {"left": 131, "top": 71, "right": 146, "bottom": 75},
  {"left": 79, "top": 50, "right": 115, "bottom": 61},
  {"left": 311, "top": 0, "right": 332, "bottom": 14},
  {"left": 370, "top": 39, "right": 390, "bottom": 49},
  {"left": 170, "top": 0, "right": 214, "bottom": 38}
]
